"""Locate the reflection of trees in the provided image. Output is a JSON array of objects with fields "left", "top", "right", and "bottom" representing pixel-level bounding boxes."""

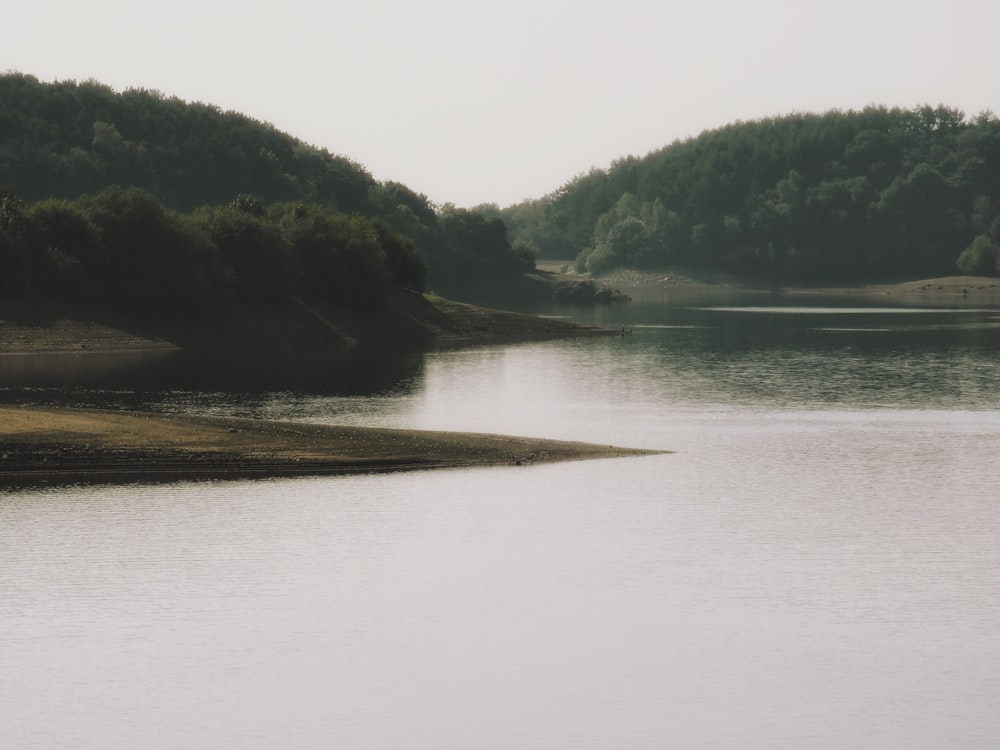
[
  {"left": 160, "top": 347, "right": 428, "bottom": 396},
  {"left": 0, "top": 346, "right": 428, "bottom": 410},
  {"left": 636, "top": 308, "right": 1000, "bottom": 409}
]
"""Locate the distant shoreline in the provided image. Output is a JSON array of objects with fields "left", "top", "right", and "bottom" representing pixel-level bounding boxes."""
[
  {"left": 0, "top": 406, "right": 664, "bottom": 488},
  {"left": 536, "top": 265, "right": 1000, "bottom": 307}
]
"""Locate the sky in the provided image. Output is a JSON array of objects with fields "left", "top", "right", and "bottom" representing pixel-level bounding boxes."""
[{"left": 4, "top": 0, "right": 998, "bottom": 208}]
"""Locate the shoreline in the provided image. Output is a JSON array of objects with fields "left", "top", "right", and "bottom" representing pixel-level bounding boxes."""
[
  {"left": 0, "top": 406, "right": 664, "bottom": 488},
  {"left": 532, "top": 262, "right": 1000, "bottom": 307},
  {"left": 0, "top": 292, "right": 618, "bottom": 356},
  {"left": 6, "top": 274, "right": 995, "bottom": 357},
  {"left": 594, "top": 270, "right": 1000, "bottom": 306}
]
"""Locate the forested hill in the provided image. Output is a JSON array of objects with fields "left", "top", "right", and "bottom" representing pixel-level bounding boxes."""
[
  {"left": 0, "top": 73, "right": 534, "bottom": 307},
  {"left": 498, "top": 106, "right": 1000, "bottom": 281},
  {"left": 0, "top": 73, "right": 374, "bottom": 211}
]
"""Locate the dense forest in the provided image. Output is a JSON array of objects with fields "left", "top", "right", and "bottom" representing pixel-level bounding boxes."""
[
  {"left": 0, "top": 73, "right": 533, "bottom": 309},
  {"left": 0, "top": 185, "right": 431, "bottom": 314},
  {"left": 6, "top": 72, "right": 1000, "bottom": 303},
  {"left": 497, "top": 106, "right": 1000, "bottom": 281}
]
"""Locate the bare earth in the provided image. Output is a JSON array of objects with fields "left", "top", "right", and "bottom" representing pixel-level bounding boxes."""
[
  {"left": 0, "top": 317, "right": 177, "bottom": 355},
  {"left": 599, "top": 269, "right": 1000, "bottom": 306},
  {"left": 0, "top": 406, "right": 663, "bottom": 487}
]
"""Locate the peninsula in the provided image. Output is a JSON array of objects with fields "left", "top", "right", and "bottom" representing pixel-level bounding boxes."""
[{"left": 0, "top": 406, "right": 663, "bottom": 487}]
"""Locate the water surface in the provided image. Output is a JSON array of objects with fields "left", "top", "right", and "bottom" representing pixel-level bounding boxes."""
[{"left": 3, "top": 302, "right": 999, "bottom": 749}]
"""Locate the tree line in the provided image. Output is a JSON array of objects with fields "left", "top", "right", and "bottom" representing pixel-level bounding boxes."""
[
  {"left": 0, "top": 186, "right": 431, "bottom": 314},
  {"left": 499, "top": 106, "right": 1000, "bottom": 281},
  {"left": 0, "top": 73, "right": 533, "bottom": 304}
]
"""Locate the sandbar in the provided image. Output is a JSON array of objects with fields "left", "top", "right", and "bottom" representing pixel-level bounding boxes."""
[{"left": 0, "top": 406, "right": 664, "bottom": 488}]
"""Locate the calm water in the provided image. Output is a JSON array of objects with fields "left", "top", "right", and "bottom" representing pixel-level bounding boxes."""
[{"left": 3, "top": 300, "right": 1000, "bottom": 749}]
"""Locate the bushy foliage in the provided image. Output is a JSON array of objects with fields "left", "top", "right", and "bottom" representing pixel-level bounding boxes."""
[
  {"left": 504, "top": 106, "right": 1000, "bottom": 280},
  {"left": 434, "top": 206, "right": 532, "bottom": 281},
  {"left": 0, "top": 73, "right": 533, "bottom": 294},
  {"left": 21, "top": 198, "right": 106, "bottom": 299},
  {"left": 0, "top": 187, "right": 430, "bottom": 314},
  {"left": 75, "top": 187, "right": 227, "bottom": 312},
  {"left": 956, "top": 235, "right": 1000, "bottom": 276},
  {"left": 0, "top": 73, "right": 376, "bottom": 213},
  {"left": 368, "top": 187, "right": 533, "bottom": 294},
  {"left": 196, "top": 203, "right": 292, "bottom": 302},
  {"left": 272, "top": 203, "right": 392, "bottom": 306}
]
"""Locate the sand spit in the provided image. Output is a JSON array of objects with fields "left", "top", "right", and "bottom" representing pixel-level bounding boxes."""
[{"left": 0, "top": 406, "right": 664, "bottom": 488}]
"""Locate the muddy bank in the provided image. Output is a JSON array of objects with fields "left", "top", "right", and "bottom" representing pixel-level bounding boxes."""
[
  {"left": 0, "top": 406, "right": 664, "bottom": 488},
  {"left": 0, "top": 290, "right": 618, "bottom": 356}
]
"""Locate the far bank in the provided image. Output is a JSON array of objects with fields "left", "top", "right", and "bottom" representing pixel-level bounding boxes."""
[{"left": 537, "top": 263, "right": 1000, "bottom": 308}]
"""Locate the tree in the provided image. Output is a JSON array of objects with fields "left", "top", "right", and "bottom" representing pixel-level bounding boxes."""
[
  {"left": 79, "top": 186, "right": 223, "bottom": 312},
  {"left": 22, "top": 199, "right": 106, "bottom": 298},
  {"left": 196, "top": 203, "right": 292, "bottom": 302},
  {"left": 274, "top": 203, "right": 401, "bottom": 306},
  {"left": 503, "top": 106, "right": 1000, "bottom": 282},
  {"left": 956, "top": 235, "right": 1000, "bottom": 276},
  {"left": 0, "top": 73, "right": 378, "bottom": 212},
  {"left": 0, "top": 187, "right": 27, "bottom": 292},
  {"left": 606, "top": 217, "right": 649, "bottom": 266},
  {"left": 371, "top": 219, "right": 427, "bottom": 292},
  {"left": 434, "top": 206, "right": 530, "bottom": 284}
]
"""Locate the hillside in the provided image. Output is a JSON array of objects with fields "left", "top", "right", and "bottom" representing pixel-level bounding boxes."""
[
  {"left": 0, "top": 73, "right": 534, "bottom": 299},
  {"left": 500, "top": 106, "right": 1000, "bottom": 282},
  {"left": 11, "top": 75, "right": 998, "bottom": 298},
  {"left": 0, "top": 73, "right": 373, "bottom": 212}
]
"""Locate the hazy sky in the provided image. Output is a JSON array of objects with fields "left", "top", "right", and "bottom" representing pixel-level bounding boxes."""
[{"left": 4, "top": 0, "right": 998, "bottom": 207}]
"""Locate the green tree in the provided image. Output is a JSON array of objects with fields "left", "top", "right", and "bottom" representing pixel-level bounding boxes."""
[
  {"left": 371, "top": 219, "right": 427, "bottom": 292},
  {"left": 274, "top": 203, "right": 401, "bottom": 306},
  {"left": 22, "top": 199, "right": 106, "bottom": 298},
  {"left": 196, "top": 203, "right": 292, "bottom": 302},
  {"left": 79, "top": 186, "right": 223, "bottom": 312},
  {"left": 0, "top": 187, "right": 27, "bottom": 292},
  {"left": 956, "top": 235, "right": 1000, "bottom": 276},
  {"left": 435, "top": 206, "right": 530, "bottom": 282}
]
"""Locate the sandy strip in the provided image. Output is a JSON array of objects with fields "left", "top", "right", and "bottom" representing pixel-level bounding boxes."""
[{"left": 0, "top": 406, "right": 664, "bottom": 487}]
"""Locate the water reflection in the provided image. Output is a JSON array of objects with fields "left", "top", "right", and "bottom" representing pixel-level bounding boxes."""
[
  {"left": 0, "top": 344, "right": 427, "bottom": 410},
  {"left": 4, "top": 303, "right": 1000, "bottom": 418}
]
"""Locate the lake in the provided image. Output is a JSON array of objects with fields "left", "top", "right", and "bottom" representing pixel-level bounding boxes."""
[{"left": 3, "top": 296, "right": 1000, "bottom": 749}]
